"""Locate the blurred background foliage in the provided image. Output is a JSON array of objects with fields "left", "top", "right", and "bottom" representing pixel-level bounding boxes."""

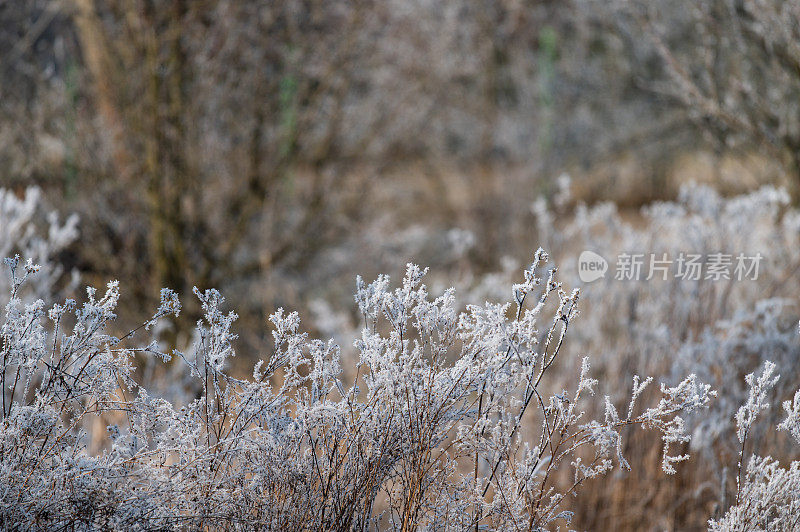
[{"left": 1, "top": 0, "right": 797, "bottom": 355}]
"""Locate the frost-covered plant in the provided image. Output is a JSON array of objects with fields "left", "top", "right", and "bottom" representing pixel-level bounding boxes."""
[
  {"left": 733, "top": 362, "right": 780, "bottom": 503},
  {"left": 709, "top": 357, "right": 800, "bottom": 531},
  {"left": 465, "top": 181, "right": 800, "bottom": 528},
  {"left": 0, "top": 250, "right": 715, "bottom": 530},
  {"left": 528, "top": 183, "right": 800, "bottom": 449},
  {"left": 710, "top": 457, "right": 800, "bottom": 532},
  {"left": 0, "top": 187, "right": 78, "bottom": 303}
]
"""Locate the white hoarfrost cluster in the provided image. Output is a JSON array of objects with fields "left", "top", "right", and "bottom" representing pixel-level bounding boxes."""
[
  {"left": 0, "top": 248, "right": 718, "bottom": 529},
  {"left": 0, "top": 188, "right": 78, "bottom": 303},
  {"left": 710, "top": 357, "right": 800, "bottom": 531},
  {"left": 1, "top": 183, "right": 798, "bottom": 529},
  {"left": 526, "top": 181, "right": 800, "bottom": 524}
]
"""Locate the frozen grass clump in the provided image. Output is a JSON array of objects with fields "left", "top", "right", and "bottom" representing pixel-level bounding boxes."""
[
  {"left": 0, "top": 251, "right": 716, "bottom": 529},
  {"left": 2, "top": 182, "right": 799, "bottom": 529}
]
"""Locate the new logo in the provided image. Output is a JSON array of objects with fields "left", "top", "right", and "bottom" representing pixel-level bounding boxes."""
[{"left": 578, "top": 250, "right": 607, "bottom": 283}]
